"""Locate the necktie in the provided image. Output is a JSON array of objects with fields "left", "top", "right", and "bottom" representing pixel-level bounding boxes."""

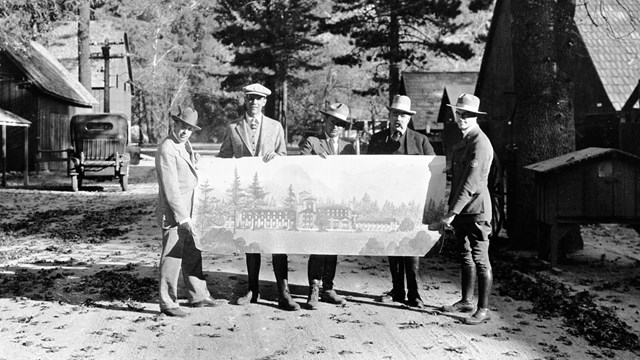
[
  {"left": 391, "top": 131, "right": 401, "bottom": 142},
  {"left": 249, "top": 118, "right": 259, "bottom": 129},
  {"left": 185, "top": 141, "right": 192, "bottom": 155}
]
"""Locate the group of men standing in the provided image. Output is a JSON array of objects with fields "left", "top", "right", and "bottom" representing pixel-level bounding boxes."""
[{"left": 155, "top": 82, "right": 495, "bottom": 325}]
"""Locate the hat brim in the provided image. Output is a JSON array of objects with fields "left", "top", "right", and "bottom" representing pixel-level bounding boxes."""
[
  {"left": 446, "top": 104, "right": 486, "bottom": 115},
  {"left": 385, "top": 105, "right": 416, "bottom": 115},
  {"left": 171, "top": 115, "right": 201, "bottom": 130},
  {"left": 244, "top": 91, "right": 268, "bottom": 97},
  {"left": 319, "top": 110, "right": 351, "bottom": 124}
]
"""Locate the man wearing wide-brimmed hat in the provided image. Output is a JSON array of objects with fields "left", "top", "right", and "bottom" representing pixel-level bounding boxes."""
[
  {"left": 439, "top": 93, "right": 494, "bottom": 325},
  {"left": 367, "top": 95, "right": 435, "bottom": 309},
  {"left": 156, "top": 107, "right": 222, "bottom": 317},
  {"left": 219, "top": 83, "right": 299, "bottom": 311},
  {"left": 299, "top": 103, "right": 355, "bottom": 310}
]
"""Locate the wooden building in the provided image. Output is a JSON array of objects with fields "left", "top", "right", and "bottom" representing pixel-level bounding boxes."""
[
  {"left": 0, "top": 109, "right": 31, "bottom": 186},
  {"left": 400, "top": 72, "right": 478, "bottom": 154},
  {"left": 476, "top": 0, "right": 640, "bottom": 162},
  {"left": 0, "top": 41, "right": 98, "bottom": 171},
  {"left": 525, "top": 148, "right": 640, "bottom": 265},
  {"left": 48, "top": 21, "right": 133, "bottom": 121}
]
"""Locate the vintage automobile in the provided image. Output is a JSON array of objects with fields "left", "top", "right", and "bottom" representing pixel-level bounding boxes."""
[{"left": 67, "top": 113, "right": 130, "bottom": 191}]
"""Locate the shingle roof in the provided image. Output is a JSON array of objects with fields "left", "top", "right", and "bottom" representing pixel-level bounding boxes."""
[
  {"left": 524, "top": 147, "right": 640, "bottom": 173},
  {"left": 0, "top": 108, "right": 31, "bottom": 127},
  {"left": 3, "top": 41, "right": 97, "bottom": 107},
  {"left": 401, "top": 72, "right": 478, "bottom": 130},
  {"left": 575, "top": 0, "right": 640, "bottom": 110},
  {"left": 47, "top": 21, "right": 131, "bottom": 89}
]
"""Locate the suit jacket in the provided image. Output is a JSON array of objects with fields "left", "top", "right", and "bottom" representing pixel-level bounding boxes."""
[
  {"left": 367, "top": 128, "right": 435, "bottom": 156},
  {"left": 299, "top": 134, "right": 356, "bottom": 155},
  {"left": 218, "top": 115, "right": 287, "bottom": 158},
  {"left": 156, "top": 133, "right": 199, "bottom": 228},
  {"left": 448, "top": 125, "right": 494, "bottom": 222}
]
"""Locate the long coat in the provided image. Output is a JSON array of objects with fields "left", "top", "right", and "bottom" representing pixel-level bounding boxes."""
[
  {"left": 448, "top": 125, "right": 494, "bottom": 222},
  {"left": 367, "top": 128, "right": 435, "bottom": 155},
  {"left": 299, "top": 134, "right": 356, "bottom": 155},
  {"left": 218, "top": 115, "right": 287, "bottom": 158},
  {"left": 155, "top": 133, "right": 199, "bottom": 229}
]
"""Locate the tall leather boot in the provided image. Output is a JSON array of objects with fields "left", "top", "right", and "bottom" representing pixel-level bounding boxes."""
[
  {"left": 236, "top": 253, "right": 260, "bottom": 305},
  {"left": 441, "top": 265, "right": 476, "bottom": 312},
  {"left": 465, "top": 269, "right": 492, "bottom": 325},
  {"left": 274, "top": 254, "right": 299, "bottom": 311}
]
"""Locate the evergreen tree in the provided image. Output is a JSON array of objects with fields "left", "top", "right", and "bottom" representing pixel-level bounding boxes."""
[
  {"left": 226, "top": 167, "right": 245, "bottom": 233},
  {"left": 214, "top": 0, "right": 324, "bottom": 135},
  {"left": 325, "top": 0, "right": 491, "bottom": 102}
]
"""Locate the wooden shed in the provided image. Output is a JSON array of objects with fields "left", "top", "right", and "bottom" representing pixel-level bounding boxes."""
[
  {"left": 48, "top": 21, "right": 133, "bottom": 121},
  {"left": 476, "top": 0, "right": 640, "bottom": 162},
  {"left": 0, "top": 108, "right": 31, "bottom": 186},
  {"left": 0, "top": 41, "right": 98, "bottom": 171},
  {"left": 525, "top": 147, "right": 640, "bottom": 265}
]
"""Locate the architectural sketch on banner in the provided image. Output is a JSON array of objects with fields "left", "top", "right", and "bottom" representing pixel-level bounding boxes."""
[{"left": 193, "top": 155, "right": 446, "bottom": 256}]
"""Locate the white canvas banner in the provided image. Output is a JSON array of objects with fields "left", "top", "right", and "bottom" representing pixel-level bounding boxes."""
[{"left": 193, "top": 155, "right": 446, "bottom": 256}]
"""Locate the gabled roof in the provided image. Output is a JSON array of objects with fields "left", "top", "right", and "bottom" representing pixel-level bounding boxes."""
[
  {"left": 525, "top": 147, "right": 640, "bottom": 173},
  {"left": 575, "top": 0, "right": 640, "bottom": 110},
  {"left": 0, "top": 108, "right": 31, "bottom": 127},
  {"left": 401, "top": 72, "right": 478, "bottom": 130},
  {"left": 47, "top": 20, "right": 132, "bottom": 90},
  {"left": 3, "top": 41, "right": 97, "bottom": 107},
  {"left": 437, "top": 84, "right": 476, "bottom": 124}
]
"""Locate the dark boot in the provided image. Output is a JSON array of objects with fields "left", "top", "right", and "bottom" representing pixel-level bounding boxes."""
[
  {"left": 306, "top": 279, "right": 320, "bottom": 310},
  {"left": 465, "top": 269, "right": 493, "bottom": 325},
  {"left": 441, "top": 265, "right": 476, "bottom": 312},
  {"left": 277, "top": 278, "right": 300, "bottom": 311},
  {"left": 321, "top": 255, "right": 338, "bottom": 291},
  {"left": 274, "top": 254, "right": 299, "bottom": 311},
  {"left": 237, "top": 254, "right": 261, "bottom": 305},
  {"left": 380, "top": 256, "right": 406, "bottom": 303},
  {"left": 405, "top": 257, "right": 423, "bottom": 308}
]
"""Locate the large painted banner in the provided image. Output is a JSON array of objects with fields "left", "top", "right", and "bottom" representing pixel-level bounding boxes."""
[{"left": 193, "top": 155, "right": 446, "bottom": 256}]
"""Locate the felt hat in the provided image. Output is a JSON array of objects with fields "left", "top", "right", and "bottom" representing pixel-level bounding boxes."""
[
  {"left": 319, "top": 103, "right": 351, "bottom": 125},
  {"left": 446, "top": 93, "right": 486, "bottom": 114},
  {"left": 171, "top": 106, "right": 201, "bottom": 130},
  {"left": 386, "top": 95, "right": 416, "bottom": 115}
]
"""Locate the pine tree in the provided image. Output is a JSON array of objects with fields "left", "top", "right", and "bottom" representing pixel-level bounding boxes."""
[
  {"left": 214, "top": 0, "right": 324, "bottom": 134},
  {"left": 226, "top": 167, "right": 245, "bottom": 233},
  {"left": 325, "top": 0, "right": 490, "bottom": 101}
]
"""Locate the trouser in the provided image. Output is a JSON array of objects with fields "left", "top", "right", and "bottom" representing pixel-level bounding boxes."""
[
  {"left": 245, "top": 253, "right": 289, "bottom": 292},
  {"left": 452, "top": 217, "right": 493, "bottom": 309},
  {"left": 307, "top": 254, "right": 338, "bottom": 290},
  {"left": 388, "top": 256, "right": 420, "bottom": 298},
  {"left": 159, "top": 226, "right": 210, "bottom": 310}
]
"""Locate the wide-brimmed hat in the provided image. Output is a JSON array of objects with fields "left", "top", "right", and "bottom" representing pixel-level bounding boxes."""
[
  {"left": 386, "top": 95, "right": 416, "bottom": 115},
  {"left": 242, "top": 83, "right": 272, "bottom": 97},
  {"left": 171, "top": 106, "right": 201, "bottom": 130},
  {"left": 319, "top": 103, "right": 351, "bottom": 125},
  {"left": 446, "top": 93, "right": 486, "bottom": 115}
]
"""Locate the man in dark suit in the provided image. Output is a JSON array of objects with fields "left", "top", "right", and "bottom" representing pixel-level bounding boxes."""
[
  {"left": 219, "top": 83, "right": 299, "bottom": 311},
  {"left": 440, "top": 93, "right": 494, "bottom": 325},
  {"left": 299, "top": 103, "right": 355, "bottom": 310},
  {"left": 367, "top": 95, "right": 435, "bottom": 308},
  {"left": 156, "top": 107, "right": 221, "bottom": 317}
]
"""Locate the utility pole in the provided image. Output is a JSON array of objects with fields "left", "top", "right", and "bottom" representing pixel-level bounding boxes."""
[
  {"left": 77, "top": 0, "right": 91, "bottom": 91},
  {"left": 90, "top": 38, "right": 126, "bottom": 113}
]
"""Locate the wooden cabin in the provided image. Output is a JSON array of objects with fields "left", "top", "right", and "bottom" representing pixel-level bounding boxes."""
[
  {"left": 48, "top": 21, "right": 133, "bottom": 121},
  {"left": 0, "top": 108, "right": 31, "bottom": 186},
  {"left": 476, "top": 0, "right": 640, "bottom": 162},
  {"left": 0, "top": 41, "right": 98, "bottom": 171},
  {"left": 525, "top": 148, "right": 640, "bottom": 265}
]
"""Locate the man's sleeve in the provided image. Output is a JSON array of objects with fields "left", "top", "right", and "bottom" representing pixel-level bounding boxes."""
[
  {"left": 157, "top": 147, "right": 190, "bottom": 223},
  {"left": 449, "top": 142, "right": 493, "bottom": 215},
  {"left": 275, "top": 124, "right": 287, "bottom": 156},
  {"left": 218, "top": 127, "right": 233, "bottom": 158},
  {"left": 299, "top": 137, "right": 314, "bottom": 155},
  {"left": 423, "top": 137, "right": 436, "bottom": 156}
]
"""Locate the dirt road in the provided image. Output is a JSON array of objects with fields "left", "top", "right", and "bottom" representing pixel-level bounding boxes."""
[{"left": 0, "top": 160, "right": 638, "bottom": 360}]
